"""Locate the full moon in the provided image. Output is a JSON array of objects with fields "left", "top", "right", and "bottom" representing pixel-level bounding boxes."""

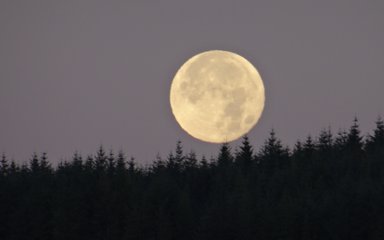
[{"left": 170, "top": 50, "right": 265, "bottom": 143}]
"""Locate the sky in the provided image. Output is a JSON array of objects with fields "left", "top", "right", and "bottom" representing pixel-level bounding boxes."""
[{"left": 1, "top": 0, "right": 384, "bottom": 165}]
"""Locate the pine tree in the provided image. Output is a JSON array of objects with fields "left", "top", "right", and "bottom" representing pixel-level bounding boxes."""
[
  {"left": 116, "top": 150, "right": 126, "bottom": 174},
  {"left": 30, "top": 152, "right": 40, "bottom": 173},
  {"left": 366, "top": 116, "right": 384, "bottom": 150},
  {"left": 373, "top": 116, "right": 384, "bottom": 144},
  {"left": 366, "top": 117, "right": 384, "bottom": 180},
  {"left": 292, "top": 140, "right": 304, "bottom": 167},
  {"left": 318, "top": 127, "right": 333, "bottom": 152},
  {"left": 316, "top": 128, "right": 334, "bottom": 180},
  {"left": 39, "top": 152, "right": 52, "bottom": 174},
  {"left": 166, "top": 151, "right": 176, "bottom": 169},
  {"left": 303, "top": 135, "right": 315, "bottom": 155},
  {"left": 259, "top": 129, "right": 289, "bottom": 172},
  {"left": 217, "top": 142, "right": 233, "bottom": 167},
  {"left": 185, "top": 150, "right": 198, "bottom": 169},
  {"left": 293, "top": 140, "right": 303, "bottom": 156},
  {"left": 72, "top": 151, "right": 83, "bottom": 171},
  {"left": 85, "top": 155, "right": 94, "bottom": 171},
  {"left": 335, "top": 129, "right": 348, "bottom": 150},
  {"left": 345, "top": 118, "right": 365, "bottom": 179},
  {"left": 235, "top": 135, "right": 253, "bottom": 173},
  {"left": 95, "top": 146, "right": 107, "bottom": 172},
  {"left": 153, "top": 153, "right": 166, "bottom": 172},
  {"left": 0, "top": 153, "right": 8, "bottom": 176},
  {"left": 9, "top": 160, "right": 18, "bottom": 175},
  {"left": 174, "top": 140, "right": 185, "bottom": 172},
  {"left": 107, "top": 150, "right": 116, "bottom": 176},
  {"left": 200, "top": 155, "right": 208, "bottom": 169},
  {"left": 128, "top": 157, "right": 136, "bottom": 174},
  {"left": 347, "top": 117, "right": 363, "bottom": 151}
]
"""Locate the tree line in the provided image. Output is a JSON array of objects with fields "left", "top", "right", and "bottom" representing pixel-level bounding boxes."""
[{"left": 0, "top": 118, "right": 384, "bottom": 240}]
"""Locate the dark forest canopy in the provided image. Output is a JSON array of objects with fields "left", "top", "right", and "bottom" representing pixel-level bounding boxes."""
[{"left": 1, "top": 118, "right": 384, "bottom": 240}]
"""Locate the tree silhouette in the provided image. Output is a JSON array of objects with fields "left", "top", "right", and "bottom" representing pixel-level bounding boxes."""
[
  {"left": 235, "top": 135, "right": 253, "bottom": 173},
  {"left": 0, "top": 118, "right": 383, "bottom": 239},
  {"left": 0, "top": 153, "right": 8, "bottom": 176}
]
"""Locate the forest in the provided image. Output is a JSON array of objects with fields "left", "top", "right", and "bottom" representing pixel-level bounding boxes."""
[{"left": 0, "top": 118, "right": 384, "bottom": 240}]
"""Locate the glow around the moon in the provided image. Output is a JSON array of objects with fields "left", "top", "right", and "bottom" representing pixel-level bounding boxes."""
[{"left": 170, "top": 50, "right": 265, "bottom": 143}]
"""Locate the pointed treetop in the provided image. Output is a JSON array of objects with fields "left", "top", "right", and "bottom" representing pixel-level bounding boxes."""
[
  {"left": 374, "top": 116, "right": 384, "bottom": 140},
  {"left": 318, "top": 127, "right": 333, "bottom": 149},
  {"left": 304, "top": 135, "right": 314, "bottom": 149},
  {"left": 240, "top": 135, "right": 253, "bottom": 154},
  {"left": 293, "top": 140, "right": 303, "bottom": 155},
  {"left": 128, "top": 157, "right": 136, "bottom": 173},
  {"left": 200, "top": 155, "right": 208, "bottom": 167},
  {"left": 261, "top": 129, "right": 283, "bottom": 155},
  {"left": 175, "top": 140, "right": 185, "bottom": 163},
  {"left": 30, "top": 152, "right": 40, "bottom": 172},
  {"left": 1, "top": 153, "right": 8, "bottom": 175},
  {"left": 347, "top": 117, "right": 362, "bottom": 148},
  {"left": 217, "top": 142, "right": 233, "bottom": 166}
]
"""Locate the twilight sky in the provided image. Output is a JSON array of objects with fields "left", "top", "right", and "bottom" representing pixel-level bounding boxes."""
[{"left": 1, "top": 0, "right": 384, "bottom": 164}]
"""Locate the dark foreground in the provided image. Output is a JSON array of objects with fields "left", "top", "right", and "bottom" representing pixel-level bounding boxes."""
[{"left": 1, "top": 119, "right": 384, "bottom": 240}]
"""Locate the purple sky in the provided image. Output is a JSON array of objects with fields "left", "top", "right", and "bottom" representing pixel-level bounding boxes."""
[{"left": 1, "top": 1, "right": 384, "bottom": 165}]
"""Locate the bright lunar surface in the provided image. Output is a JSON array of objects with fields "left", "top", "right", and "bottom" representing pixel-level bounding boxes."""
[{"left": 170, "top": 50, "right": 265, "bottom": 143}]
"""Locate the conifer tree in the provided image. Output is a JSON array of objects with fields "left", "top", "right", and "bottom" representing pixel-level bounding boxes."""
[
  {"left": 9, "top": 160, "right": 18, "bottom": 175},
  {"left": 153, "top": 153, "right": 166, "bottom": 172},
  {"left": 175, "top": 140, "right": 186, "bottom": 173},
  {"left": 235, "top": 135, "right": 253, "bottom": 172},
  {"left": 366, "top": 117, "right": 384, "bottom": 180},
  {"left": 128, "top": 157, "right": 136, "bottom": 174},
  {"left": 107, "top": 150, "right": 116, "bottom": 176},
  {"left": 185, "top": 150, "right": 197, "bottom": 169},
  {"left": 39, "top": 152, "right": 52, "bottom": 174},
  {"left": 301, "top": 135, "right": 315, "bottom": 170},
  {"left": 373, "top": 116, "right": 384, "bottom": 144},
  {"left": 366, "top": 116, "right": 384, "bottom": 151},
  {"left": 259, "top": 129, "right": 289, "bottom": 172},
  {"left": 166, "top": 151, "right": 176, "bottom": 169},
  {"left": 30, "top": 152, "right": 40, "bottom": 173},
  {"left": 85, "top": 155, "right": 94, "bottom": 171},
  {"left": 318, "top": 127, "right": 333, "bottom": 151},
  {"left": 347, "top": 117, "right": 363, "bottom": 151},
  {"left": 200, "top": 155, "right": 208, "bottom": 168},
  {"left": 116, "top": 150, "right": 126, "bottom": 174},
  {"left": 72, "top": 151, "right": 83, "bottom": 171},
  {"left": 335, "top": 129, "right": 348, "bottom": 150},
  {"left": 293, "top": 140, "right": 303, "bottom": 157},
  {"left": 303, "top": 135, "right": 315, "bottom": 155},
  {"left": 95, "top": 146, "right": 107, "bottom": 172},
  {"left": 217, "top": 142, "right": 233, "bottom": 167},
  {"left": 0, "top": 153, "right": 8, "bottom": 176}
]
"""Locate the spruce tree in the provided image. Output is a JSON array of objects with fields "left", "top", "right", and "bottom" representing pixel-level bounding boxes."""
[
  {"left": 30, "top": 152, "right": 40, "bottom": 173},
  {"left": 174, "top": 140, "right": 185, "bottom": 173},
  {"left": 116, "top": 150, "right": 126, "bottom": 174},
  {"left": 107, "top": 150, "right": 116, "bottom": 176},
  {"left": 0, "top": 153, "right": 8, "bottom": 176},
  {"left": 217, "top": 142, "right": 233, "bottom": 167},
  {"left": 235, "top": 135, "right": 253, "bottom": 173},
  {"left": 95, "top": 146, "right": 107, "bottom": 173},
  {"left": 128, "top": 157, "right": 136, "bottom": 174},
  {"left": 259, "top": 129, "right": 289, "bottom": 173},
  {"left": 185, "top": 150, "right": 197, "bottom": 169}
]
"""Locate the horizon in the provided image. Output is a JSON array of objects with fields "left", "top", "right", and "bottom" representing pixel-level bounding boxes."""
[{"left": 2, "top": 116, "right": 381, "bottom": 167}]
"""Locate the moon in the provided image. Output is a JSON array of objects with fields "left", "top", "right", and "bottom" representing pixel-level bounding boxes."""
[{"left": 170, "top": 50, "right": 265, "bottom": 143}]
